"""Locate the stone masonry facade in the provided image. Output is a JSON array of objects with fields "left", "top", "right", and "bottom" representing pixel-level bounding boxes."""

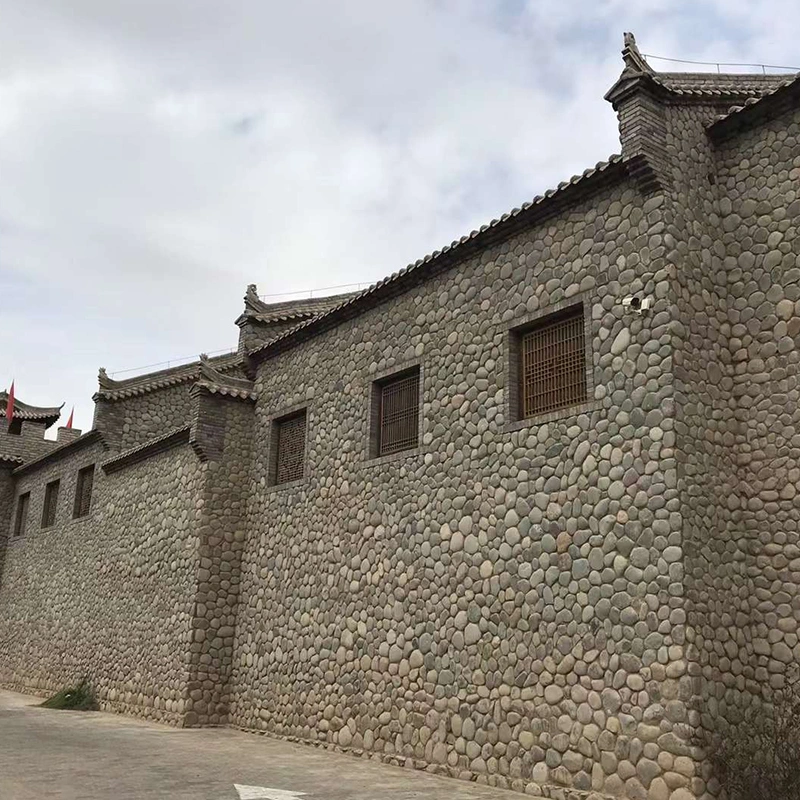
[{"left": 1, "top": 35, "right": 799, "bottom": 800}]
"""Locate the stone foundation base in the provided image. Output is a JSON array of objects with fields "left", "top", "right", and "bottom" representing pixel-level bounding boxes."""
[
  {"left": 0, "top": 681, "right": 186, "bottom": 727},
  {"left": 230, "top": 722, "right": 617, "bottom": 800}
]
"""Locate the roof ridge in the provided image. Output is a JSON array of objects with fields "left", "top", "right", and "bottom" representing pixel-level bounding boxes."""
[
  {"left": 192, "top": 355, "right": 256, "bottom": 402},
  {"left": 248, "top": 153, "right": 628, "bottom": 366},
  {"left": 607, "top": 33, "right": 795, "bottom": 105},
  {"left": 652, "top": 71, "right": 794, "bottom": 98},
  {"left": 236, "top": 289, "right": 362, "bottom": 326},
  {"left": 709, "top": 72, "right": 800, "bottom": 132},
  {"left": 95, "top": 351, "right": 242, "bottom": 400}
]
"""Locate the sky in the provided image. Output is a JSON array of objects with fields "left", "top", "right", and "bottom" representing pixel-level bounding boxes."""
[{"left": 1, "top": 0, "right": 799, "bottom": 433}]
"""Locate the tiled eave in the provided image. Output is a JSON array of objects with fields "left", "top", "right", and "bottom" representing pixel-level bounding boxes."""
[
  {"left": 0, "top": 393, "right": 63, "bottom": 428},
  {"left": 248, "top": 153, "right": 633, "bottom": 367},
  {"left": 605, "top": 69, "right": 793, "bottom": 110},
  {"left": 238, "top": 310, "right": 316, "bottom": 326},
  {"left": 234, "top": 290, "right": 362, "bottom": 328},
  {"left": 102, "top": 427, "right": 191, "bottom": 475},
  {"left": 191, "top": 355, "right": 256, "bottom": 401},
  {"left": 13, "top": 430, "right": 106, "bottom": 477},
  {"left": 708, "top": 73, "right": 800, "bottom": 140},
  {"left": 192, "top": 382, "right": 256, "bottom": 402},
  {"left": 654, "top": 71, "right": 792, "bottom": 97},
  {"left": 94, "top": 352, "right": 243, "bottom": 402}
]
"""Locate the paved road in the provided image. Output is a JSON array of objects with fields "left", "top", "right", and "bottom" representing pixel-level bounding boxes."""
[{"left": 0, "top": 690, "right": 527, "bottom": 800}]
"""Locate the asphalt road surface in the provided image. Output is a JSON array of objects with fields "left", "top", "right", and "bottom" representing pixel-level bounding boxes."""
[{"left": 0, "top": 689, "right": 529, "bottom": 800}]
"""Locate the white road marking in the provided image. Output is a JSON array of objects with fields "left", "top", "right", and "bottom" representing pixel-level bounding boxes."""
[{"left": 234, "top": 785, "right": 308, "bottom": 800}]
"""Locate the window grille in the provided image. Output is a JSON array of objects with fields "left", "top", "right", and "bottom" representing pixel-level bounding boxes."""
[
  {"left": 73, "top": 465, "right": 95, "bottom": 519},
  {"left": 274, "top": 411, "right": 307, "bottom": 485},
  {"left": 42, "top": 480, "right": 60, "bottom": 529},
  {"left": 378, "top": 370, "right": 420, "bottom": 456},
  {"left": 519, "top": 306, "right": 587, "bottom": 418},
  {"left": 13, "top": 492, "right": 30, "bottom": 537}
]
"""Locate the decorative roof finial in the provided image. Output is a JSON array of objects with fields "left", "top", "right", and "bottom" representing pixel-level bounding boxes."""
[
  {"left": 622, "top": 32, "right": 654, "bottom": 74},
  {"left": 243, "top": 283, "right": 266, "bottom": 314},
  {"left": 97, "top": 367, "right": 115, "bottom": 390}
]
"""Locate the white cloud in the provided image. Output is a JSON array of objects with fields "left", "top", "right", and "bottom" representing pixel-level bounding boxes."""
[{"left": 1, "top": 0, "right": 797, "bottom": 431}]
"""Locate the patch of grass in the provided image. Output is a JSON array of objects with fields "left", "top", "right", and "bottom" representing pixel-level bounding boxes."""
[{"left": 40, "top": 678, "right": 98, "bottom": 711}]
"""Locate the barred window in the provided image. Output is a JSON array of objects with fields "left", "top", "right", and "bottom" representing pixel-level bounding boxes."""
[
  {"left": 42, "top": 480, "right": 60, "bottom": 529},
  {"left": 73, "top": 465, "right": 95, "bottom": 519},
  {"left": 13, "top": 492, "right": 30, "bottom": 537},
  {"left": 374, "top": 368, "right": 420, "bottom": 457},
  {"left": 273, "top": 410, "right": 307, "bottom": 485},
  {"left": 518, "top": 305, "right": 587, "bottom": 418}
]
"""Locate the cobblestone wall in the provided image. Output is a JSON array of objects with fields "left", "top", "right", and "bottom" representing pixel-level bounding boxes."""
[
  {"left": 95, "top": 384, "right": 195, "bottom": 451},
  {"left": 0, "top": 440, "right": 204, "bottom": 725},
  {"left": 230, "top": 177, "right": 686, "bottom": 799},
  {"left": 663, "top": 100, "right": 740, "bottom": 800},
  {"left": 0, "top": 468, "right": 15, "bottom": 590},
  {"left": 185, "top": 395, "right": 254, "bottom": 726},
  {"left": 702, "top": 106, "right": 800, "bottom": 727},
  {"left": 1, "top": 57, "right": 797, "bottom": 800}
]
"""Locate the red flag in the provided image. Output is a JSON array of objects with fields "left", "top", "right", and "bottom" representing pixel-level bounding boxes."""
[
  {"left": 66, "top": 407, "right": 74, "bottom": 429},
  {"left": 5, "top": 381, "right": 15, "bottom": 421}
]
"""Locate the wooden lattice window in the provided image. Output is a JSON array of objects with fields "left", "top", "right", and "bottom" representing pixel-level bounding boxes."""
[
  {"left": 42, "top": 480, "right": 60, "bottom": 529},
  {"left": 73, "top": 465, "right": 95, "bottom": 519},
  {"left": 13, "top": 492, "right": 30, "bottom": 537},
  {"left": 375, "top": 368, "right": 420, "bottom": 457},
  {"left": 518, "top": 305, "right": 587, "bottom": 418},
  {"left": 273, "top": 410, "right": 307, "bottom": 485}
]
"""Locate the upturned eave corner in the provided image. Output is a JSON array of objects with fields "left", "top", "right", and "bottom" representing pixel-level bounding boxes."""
[
  {"left": 234, "top": 283, "right": 267, "bottom": 328},
  {"left": 191, "top": 354, "right": 256, "bottom": 403},
  {"left": 604, "top": 31, "right": 661, "bottom": 109},
  {"left": 604, "top": 71, "right": 663, "bottom": 110}
]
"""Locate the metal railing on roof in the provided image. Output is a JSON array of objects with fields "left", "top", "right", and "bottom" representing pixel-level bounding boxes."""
[
  {"left": 643, "top": 52, "right": 800, "bottom": 74},
  {"left": 108, "top": 347, "right": 237, "bottom": 379},
  {"left": 106, "top": 280, "right": 378, "bottom": 378},
  {"left": 258, "top": 281, "right": 374, "bottom": 301}
]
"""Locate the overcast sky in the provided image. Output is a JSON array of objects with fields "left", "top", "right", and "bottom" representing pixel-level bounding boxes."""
[{"left": 2, "top": 1, "right": 798, "bottom": 432}]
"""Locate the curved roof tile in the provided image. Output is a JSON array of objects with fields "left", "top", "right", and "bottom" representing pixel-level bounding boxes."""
[
  {"left": 0, "top": 392, "right": 63, "bottom": 428},
  {"left": 248, "top": 153, "right": 629, "bottom": 366},
  {"left": 94, "top": 351, "right": 243, "bottom": 401}
]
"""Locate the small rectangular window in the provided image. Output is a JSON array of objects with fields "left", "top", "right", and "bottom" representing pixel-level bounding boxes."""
[
  {"left": 73, "top": 465, "right": 95, "bottom": 519},
  {"left": 517, "top": 304, "right": 587, "bottom": 418},
  {"left": 42, "top": 480, "right": 60, "bottom": 529},
  {"left": 13, "top": 492, "right": 30, "bottom": 537},
  {"left": 373, "top": 368, "right": 420, "bottom": 457},
  {"left": 272, "top": 410, "right": 307, "bottom": 485}
]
